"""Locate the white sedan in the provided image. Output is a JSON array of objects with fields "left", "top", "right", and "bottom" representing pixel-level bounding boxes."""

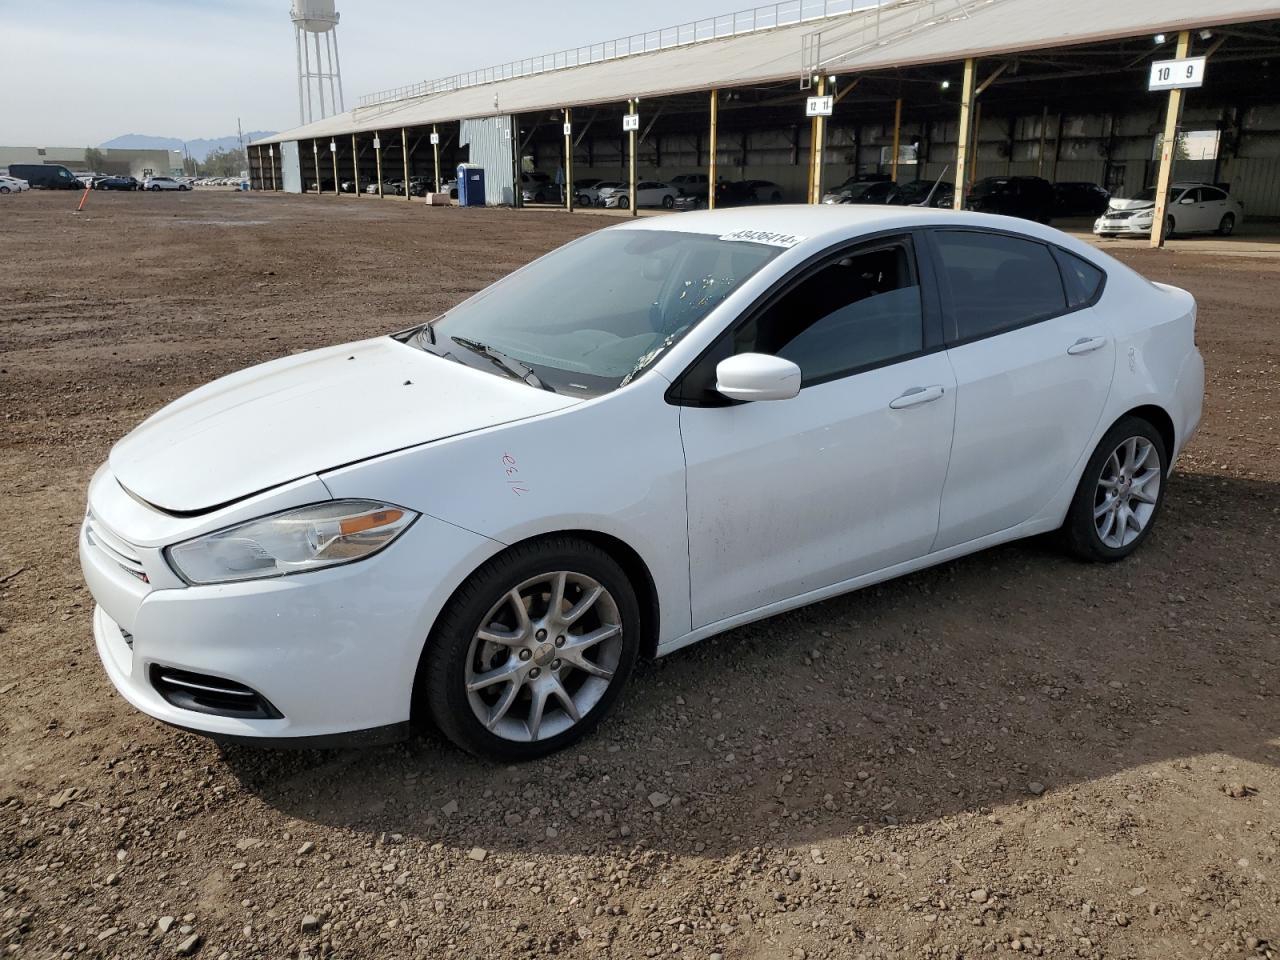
[
  {"left": 80, "top": 207, "right": 1203, "bottom": 758},
  {"left": 1095, "top": 182, "right": 1243, "bottom": 239},
  {"left": 0, "top": 175, "right": 29, "bottom": 193},
  {"left": 600, "top": 181, "right": 678, "bottom": 209}
]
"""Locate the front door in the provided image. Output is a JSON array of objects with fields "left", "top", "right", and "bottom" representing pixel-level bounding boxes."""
[{"left": 678, "top": 234, "right": 956, "bottom": 628}]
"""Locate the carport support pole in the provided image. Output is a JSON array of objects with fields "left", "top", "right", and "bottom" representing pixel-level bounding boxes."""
[
  {"left": 953, "top": 58, "right": 977, "bottom": 211},
  {"left": 629, "top": 98, "right": 638, "bottom": 218},
  {"left": 564, "top": 108, "right": 574, "bottom": 212},
  {"left": 891, "top": 97, "right": 903, "bottom": 183},
  {"left": 352, "top": 135, "right": 360, "bottom": 196},
  {"left": 808, "top": 75, "right": 827, "bottom": 204},
  {"left": 312, "top": 141, "right": 321, "bottom": 195},
  {"left": 330, "top": 140, "right": 338, "bottom": 196},
  {"left": 375, "top": 132, "right": 384, "bottom": 198},
  {"left": 402, "top": 128, "right": 411, "bottom": 202},
  {"left": 269, "top": 149, "right": 276, "bottom": 191},
  {"left": 1150, "top": 31, "right": 1192, "bottom": 250},
  {"left": 708, "top": 89, "right": 718, "bottom": 210},
  {"left": 432, "top": 124, "right": 440, "bottom": 195}
]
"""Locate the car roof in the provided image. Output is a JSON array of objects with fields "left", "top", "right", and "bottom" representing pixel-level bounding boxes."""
[{"left": 613, "top": 204, "right": 1080, "bottom": 255}]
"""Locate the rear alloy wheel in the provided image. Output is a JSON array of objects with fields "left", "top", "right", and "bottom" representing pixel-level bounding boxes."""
[
  {"left": 617, "top": 196, "right": 630, "bottom": 209},
  {"left": 1062, "top": 416, "right": 1168, "bottom": 561},
  {"left": 1218, "top": 213, "right": 1236, "bottom": 236},
  {"left": 419, "top": 537, "right": 640, "bottom": 759},
  {"left": 662, "top": 195, "right": 675, "bottom": 209}
]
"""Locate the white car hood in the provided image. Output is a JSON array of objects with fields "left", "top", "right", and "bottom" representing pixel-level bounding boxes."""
[
  {"left": 110, "top": 337, "right": 578, "bottom": 513},
  {"left": 1107, "top": 198, "right": 1155, "bottom": 212}
]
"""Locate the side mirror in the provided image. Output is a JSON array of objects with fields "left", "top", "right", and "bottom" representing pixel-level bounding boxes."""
[
  {"left": 715, "top": 353, "right": 802, "bottom": 402},
  {"left": 1180, "top": 196, "right": 1196, "bottom": 205}
]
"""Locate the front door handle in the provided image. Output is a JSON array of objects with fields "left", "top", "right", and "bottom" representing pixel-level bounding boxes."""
[
  {"left": 1067, "top": 336, "right": 1108, "bottom": 356},
  {"left": 889, "top": 385, "right": 946, "bottom": 410}
]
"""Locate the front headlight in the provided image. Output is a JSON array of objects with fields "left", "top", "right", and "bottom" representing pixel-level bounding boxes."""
[{"left": 167, "top": 500, "right": 418, "bottom": 585}]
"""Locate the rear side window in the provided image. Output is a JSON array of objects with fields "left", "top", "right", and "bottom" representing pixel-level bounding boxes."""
[
  {"left": 932, "top": 231, "right": 1067, "bottom": 342},
  {"left": 1055, "top": 250, "right": 1106, "bottom": 308}
]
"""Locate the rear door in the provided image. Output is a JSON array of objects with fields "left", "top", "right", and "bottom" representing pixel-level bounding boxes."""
[{"left": 928, "top": 228, "right": 1115, "bottom": 550}]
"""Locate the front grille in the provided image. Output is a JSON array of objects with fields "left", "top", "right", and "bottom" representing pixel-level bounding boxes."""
[
  {"left": 1102, "top": 210, "right": 1137, "bottom": 220},
  {"left": 150, "top": 666, "right": 283, "bottom": 720},
  {"left": 85, "top": 512, "right": 149, "bottom": 583}
]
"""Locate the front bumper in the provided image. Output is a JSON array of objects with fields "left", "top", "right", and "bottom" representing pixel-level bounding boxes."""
[
  {"left": 81, "top": 489, "right": 503, "bottom": 742},
  {"left": 1094, "top": 216, "right": 1154, "bottom": 236}
]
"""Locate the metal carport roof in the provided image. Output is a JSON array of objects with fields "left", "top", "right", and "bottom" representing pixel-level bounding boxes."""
[{"left": 253, "top": 0, "right": 1280, "bottom": 146}]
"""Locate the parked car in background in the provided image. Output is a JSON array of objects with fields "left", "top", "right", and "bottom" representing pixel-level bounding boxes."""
[
  {"left": 672, "top": 180, "right": 764, "bottom": 211},
  {"left": 964, "top": 176, "right": 1055, "bottom": 223},
  {"left": 571, "top": 178, "right": 603, "bottom": 205},
  {"left": 79, "top": 206, "right": 1203, "bottom": 758},
  {"left": 0, "top": 175, "right": 30, "bottom": 193},
  {"left": 603, "top": 181, "right": 678, "bottom": 209},
  {"left": 669, "top": 173, "right": 710, "bottom": 201},
  {"left": 95, "top": 176, "right": 140, "bottom": 191},
  {"left": 143, "top": 176, "right": 190, "bottom": 191},
  {"left": 8, "top": 163, "right": 81, "bottom": 189},
  {"left": 822, "top": 178, "right": 897, "bottom": 205},
  {"left": 1094, "top": 182, "right": 1243, "bottom": 239},
  {"left": 1054, "top": 182, "right": 1111, "bottom": 218},
  {"left": 742, "top": 179, "right": 785, "bottom": 203},
  {"left": 890, "top": 178, "right": 955, "bottom": 208},
  {"left": 520, "top": 171, "right": 556, "bottom": 203},
  {"left": 594, "top": 182, "right": 629, "bottom": 207}
]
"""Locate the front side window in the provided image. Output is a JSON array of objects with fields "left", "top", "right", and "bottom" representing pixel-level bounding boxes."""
[
  {"left": 407, "top": 230, "right": 782, "bottom": 396},
  {"left": 731, "top": 237, "right": 924, "bottom": 384},
  {"left": 933, "top": 231, "right": 1067, "bottom": 343}
]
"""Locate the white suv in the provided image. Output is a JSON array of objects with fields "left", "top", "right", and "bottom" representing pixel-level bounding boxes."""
[{"left": 143, "top": 176, "right": 191, "bottom": 192}]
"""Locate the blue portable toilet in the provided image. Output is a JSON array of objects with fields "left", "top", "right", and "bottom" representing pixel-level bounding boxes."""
[{"left": 458, "top": 164, "right": 486, "bottom": 207}]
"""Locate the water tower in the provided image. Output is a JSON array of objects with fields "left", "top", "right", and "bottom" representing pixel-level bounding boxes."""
[{"left": 291, "top": 0, "right": 345, "bottom": 125}]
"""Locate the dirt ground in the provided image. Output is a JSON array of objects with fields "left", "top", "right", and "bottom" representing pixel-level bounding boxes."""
[{"left": 1, "top": 190, "right": 1277, "bottom": 960}]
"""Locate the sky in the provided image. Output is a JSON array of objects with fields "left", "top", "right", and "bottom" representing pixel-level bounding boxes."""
[{"left": 0, "top": 0, "right": 751, "bottom": 146}]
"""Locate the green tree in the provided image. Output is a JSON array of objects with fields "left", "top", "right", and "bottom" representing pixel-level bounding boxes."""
[
  {"left": 202, "top": 147, "right": 247, "bottom": 178},
  {"left": 84, "top": 146, "right": 106, "bottom": 172}
]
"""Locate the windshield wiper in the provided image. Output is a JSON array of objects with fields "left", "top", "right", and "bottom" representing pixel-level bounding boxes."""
[{"left": 449, "top": 336, "right": 552, "bottom": 392}]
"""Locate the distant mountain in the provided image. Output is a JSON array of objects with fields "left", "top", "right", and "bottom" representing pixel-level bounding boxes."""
[{"left": 100, "top": 132, "right": 277, "bottom": 162}]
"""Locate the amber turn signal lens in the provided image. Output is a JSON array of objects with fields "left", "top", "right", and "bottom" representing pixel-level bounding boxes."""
[{"left": 338, "top": 509, "right": 404, "bottom": 537}]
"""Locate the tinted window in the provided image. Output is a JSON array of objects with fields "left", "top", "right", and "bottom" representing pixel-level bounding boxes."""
[
  {"left": 933, "top": 231, "right": 1067, "bottom": 342},
  {"left": 1056, "top": 250, "right": 1106, "bottom": 308},
  {"left": 733, "top": 239, "right": 924, "bottom": 384},
  {"left": 1202, "top": 187, "right": 1227, "bottom": 202}
]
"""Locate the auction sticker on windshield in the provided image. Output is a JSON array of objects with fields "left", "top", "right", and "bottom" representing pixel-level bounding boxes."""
[{"left": 719, "top": 229, "right": 806, "bottom": 248}]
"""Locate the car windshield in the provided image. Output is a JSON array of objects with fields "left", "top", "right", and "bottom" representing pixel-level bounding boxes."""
[
  {"left": 1126, "top": 188, "right": 1162, "bottom": 202},
  {"left": 404, "top": 230, "right": 783, "bottom": 396}
]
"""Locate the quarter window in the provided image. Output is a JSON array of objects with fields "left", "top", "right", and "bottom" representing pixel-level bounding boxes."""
[
  {"left": 733, "top": 238, "right": 924, "bottom": 384},
  {"left": 1056, "top": 250, "right": 1106, "bottom": 309},
  {"left": 932, "top": 231, "right": 1067, "bottom": 342}
]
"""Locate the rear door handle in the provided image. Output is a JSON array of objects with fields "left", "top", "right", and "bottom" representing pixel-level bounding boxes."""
[
  {"left": 889, "top": 385, "right": 946, "bottom": 409},
  {"left": 1067, "top": 336, "right": 1108, "bottom": 356}
]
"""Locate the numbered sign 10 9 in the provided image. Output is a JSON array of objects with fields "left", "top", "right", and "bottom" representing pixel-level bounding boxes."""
[{"left": 1149, "top": 57, "right": 1207, "bottom": 92}]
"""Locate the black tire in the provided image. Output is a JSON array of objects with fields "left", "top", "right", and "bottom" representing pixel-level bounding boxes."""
[
  {"left": 617, "top": 196, "right": 629, "bottom": 209},
  {"left": 416, "top": 536, "right": 641, "bottom": 760},
  {"left": 1060, "top": 415, "right": 1168, "bottom": 562},
  {"left": 150, "top": 185, "right": 160, "bottom": 191},
  {"left": 662, "top": 195, "right": 674, "bottom": 209},
  {"left": 1164, "top": 216, "right": 1176, "bottom": 240},
  {"left": 0, "top": 186, "right": 9, "bottom": 194},
  {"left": 771, "top": 191, "right": 782, "bottom": 203},
  {"left": 1217, "top": 213, "right": 1236, "bottom": 237}
]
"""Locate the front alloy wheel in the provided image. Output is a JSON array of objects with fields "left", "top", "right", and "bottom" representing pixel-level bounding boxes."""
[{"left": 419, "top": 537, "right": 640, "bottom": 758}]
